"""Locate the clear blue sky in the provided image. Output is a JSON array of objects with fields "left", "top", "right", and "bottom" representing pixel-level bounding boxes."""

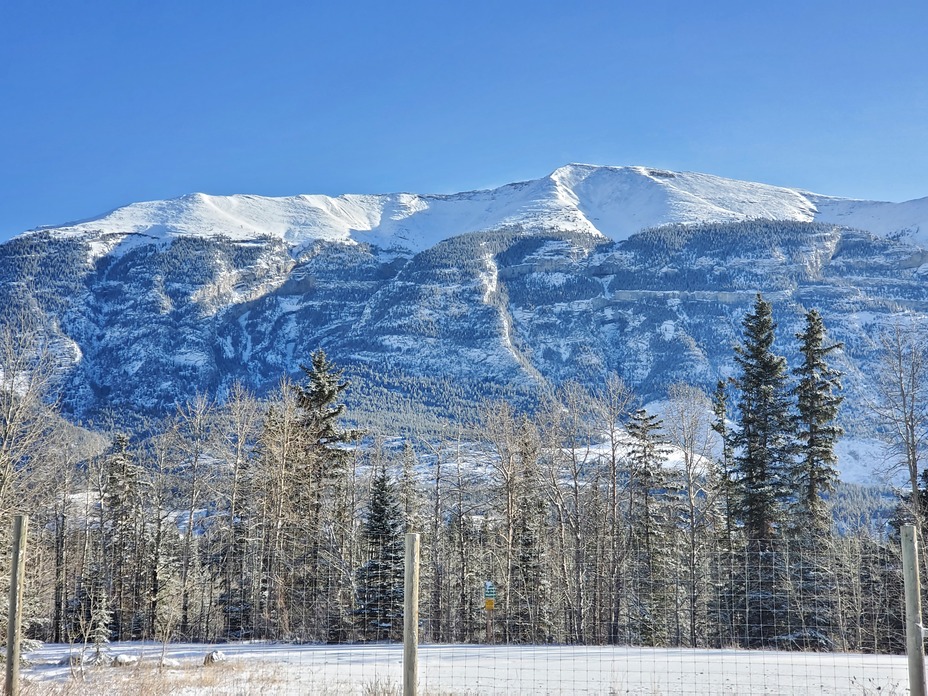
[{"left": 1, "top": 0, "right": 926, "bottom": 241}]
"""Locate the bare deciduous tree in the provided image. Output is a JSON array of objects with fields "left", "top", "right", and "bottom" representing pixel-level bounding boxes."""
[
  {"left": 589, "top": 374, "right": 634, "bottom": 644},
  {"left": 0, "top": 310, "right": 61, "bottom": 516},
  {"left": 665, "top": 382, "right": 716, "bottom": 646},
  {"left": 869, "top": 321, "right": 928, "bottom": 530}
]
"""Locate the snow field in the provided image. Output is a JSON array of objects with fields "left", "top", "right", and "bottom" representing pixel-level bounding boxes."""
[
  {"left": 29, "top": 164, "right": 928, "bottom": 254},
  {"left": 22, "top": 641, "right": 909, "bottom": 695}
]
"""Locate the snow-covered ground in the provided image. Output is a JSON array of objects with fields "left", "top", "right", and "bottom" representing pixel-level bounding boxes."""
[{"left": 22, "top": 641, "right": 909, "bottom": 695}]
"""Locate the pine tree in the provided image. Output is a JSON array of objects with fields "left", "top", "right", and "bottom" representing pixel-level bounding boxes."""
[
  {"left": 291, "top": 350, "right": 357, "bottom": 547},
  {"left": 625, "top": 408, "right": 675, "bottom": 646},
  {"left": 627, "top": 409, "right": 673, "bottom": 557},
  {"left": 790, "top": 309, "right": 843, "bottom": 538},
  {"left": 355, "top": 465, "right": 405, "bottom": 641},
  {"left": 289, "top": 350, "right": 358, "bottom": 640},
  {"left": 732, "top": 294, "right": 796, "bottom": 543},
  {"left": 731, "top": 294, "right": 796, "bottom": 647},
  {"left": 100, "top": 433, "right": 145, "bottom": 640},
  {"left": 90, "top": 583, "right": 113, "bottom": 657},
  {"left": 294, "top": 349, "right": 356, "bottom": 466},
  {"left": 786, "top": 309, "right": 843, "bottom": 649},
  {"left": 710, "top": 380, "right": 737, "bottom": 548},
  {"left": 508, "top": 416, "right": 552, "bottom": 643}
]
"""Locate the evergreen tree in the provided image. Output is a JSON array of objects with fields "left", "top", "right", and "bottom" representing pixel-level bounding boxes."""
[
  {"left": 508, "top": 416, "right": 552, "bottom": 643},
  {"left": 790, "top": 309, "right": 843, "bottom": 538},
  {"left": 289, "top": 350, "right": 358, "bottom": 640},
  {"left": 100, "top": 433, "right": 145, "bottom": 640},
  {"left": 355, "top": 465, "right": 405, "bottom": 641},
  {"left": 710, "top": 380, "right": 737, "bottom": 548},
  {"left": 731, "top": 295, "right": 798, "bottom": 647},
  {"left": 732, "top": 294, "right": 796, "bottom": 543},
  {"left": 294, "top": 349, "right": 356, "bottom": 466},
  {"left": 625, "top": 408, "right": 675, "bottom": 646},
  {"left": 627, "top": 409, "right": 673, "bottom": 557},
  {"left": 783, "top": 309, "right": 844, "bottom": 649},
  {"left": 90, "top": 583, "right": 113, "bottom": 657}
]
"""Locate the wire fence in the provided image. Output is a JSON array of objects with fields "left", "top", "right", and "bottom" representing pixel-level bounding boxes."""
[
  {"left": 21, "top": 640, "right": 911, "bottom": 695},
  {"left": 20, "top": 531, "right": 913, "bottom": 695}
]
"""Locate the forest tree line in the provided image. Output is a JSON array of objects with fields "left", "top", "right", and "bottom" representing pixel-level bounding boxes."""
[{"left": 0, "top": 295, "right": 926, "bottom": 652}]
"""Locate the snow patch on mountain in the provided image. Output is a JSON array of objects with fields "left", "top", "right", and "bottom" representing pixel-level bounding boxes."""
[
  {"left": 807, "top": 193, "right": 928, "bottom": 245},
  {"left": 550, "top": 164, "right": 819, "bottom": 235}
]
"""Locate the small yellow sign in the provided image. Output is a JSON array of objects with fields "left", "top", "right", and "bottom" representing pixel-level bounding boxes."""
[{"left": 485, "top": 598, "right": 495, "bottom": 611}]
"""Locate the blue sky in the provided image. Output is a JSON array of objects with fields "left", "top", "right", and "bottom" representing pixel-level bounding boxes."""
[{"left": 1, "top": 0, "right": 925, "bottom": 241}]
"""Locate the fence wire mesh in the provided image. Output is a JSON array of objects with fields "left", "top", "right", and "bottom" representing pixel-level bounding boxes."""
[
  {"left": 19, "top": 522, "right": 912, "bottom": 695},
  {"left": 7, "top": 401, "right": 916, "bottom": 694}
]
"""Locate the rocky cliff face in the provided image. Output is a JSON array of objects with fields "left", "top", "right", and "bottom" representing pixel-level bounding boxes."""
[
  {"left": 1, "top": 166, "right": 926, "bottom": 432},
  {"left": 0, "top": 219, "right": 923, "bottom": 432}
]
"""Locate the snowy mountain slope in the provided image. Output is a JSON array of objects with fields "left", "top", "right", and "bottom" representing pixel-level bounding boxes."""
[
  {"left": 806, "top": 193, "right": 928, "bottom": 243},
  {"left": 4, "top": 165, "right": 928, "bottom": 486},
  {"left": 548, "top": 165, "right": 818, "bottom": 234},
  {"left": 27, "top": 165, "right": 928, "bottom": 253},
  {"left": 5, "top": 218, "right": 926, "bottom": 488}
]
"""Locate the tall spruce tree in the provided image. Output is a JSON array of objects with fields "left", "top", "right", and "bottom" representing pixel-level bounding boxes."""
[
  {"left": 790, "top": 309, "right": 843, "bottom": 537},
  {"left": 732, "top": 294, "right": 796, "bottom": 543},
  {"left": 355, "top": 464, "right": 406, "bottom": 641},
  {"left": 784, "top": 309, "right": 844, "bottom": 650},
  {"left": 710, "top": 380, "right": 739, "bottom": 551},
  {"left": 293, "top": 349, "right": 358, "bottom": 640},
  {"left": 294, "top": 349, "right": 355, "bottom": 465},
  {"left": 100, "top": 433, "right": 145, "bottom": 640},
  {"left": 732, "top": 295, "right": 796, "bottom": 647},
  {"left": 627, "top": 409, "right": 673, "bottom": 557},
  {"left": 508, "top": 416, "right": 552, "bottom": 644},
  {"left": 626, "top": 408, "right": 675, "bottom": 646}
]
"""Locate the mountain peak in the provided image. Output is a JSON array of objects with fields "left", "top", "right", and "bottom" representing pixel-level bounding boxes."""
[{"left": 15, "top": 166, "right": 928, "bottom": 252}]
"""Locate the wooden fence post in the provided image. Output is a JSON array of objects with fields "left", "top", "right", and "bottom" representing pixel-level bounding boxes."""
[
  {"left": 902, "top": 524, "right": 926, "bottom": 696},
  {"left": 404, "top": 532, "right": 420, "bottom": 696},
  {"left": 5, "top": 515, "right": 28, "bottom": 696}
]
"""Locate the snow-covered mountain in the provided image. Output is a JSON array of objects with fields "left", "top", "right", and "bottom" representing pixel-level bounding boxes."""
[
  {"left": 4, "top": 164, "right": 928, "bottom": 484},
  {"left": 36, "top": 164, "right": 928, "bottom": 252}
]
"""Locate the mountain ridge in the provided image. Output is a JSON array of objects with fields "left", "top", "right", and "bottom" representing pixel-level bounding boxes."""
[
  {"left": 21, "top": 164, "right": 928, "bottom": 253},
  {"left": 4, "top": 166, "right": 928, "bottom": 485}
]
